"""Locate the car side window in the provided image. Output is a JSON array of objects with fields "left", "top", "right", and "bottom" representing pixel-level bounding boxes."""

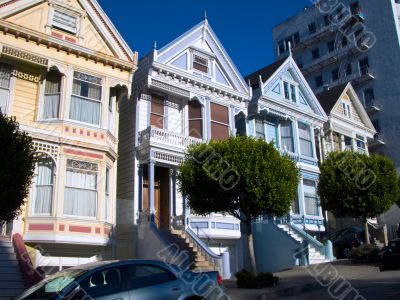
[
  {"left": 127, "top": 264, "right": 177, "bottom": 290},
  {"left": 78, "top": 267, "right": 127, "bottom": 298}
]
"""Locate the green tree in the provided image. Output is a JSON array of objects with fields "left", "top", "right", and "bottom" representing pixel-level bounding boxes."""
[
  {"left": 178, "top": 136, "right": 299, "bottom": 276},
  {"left": 318, "top": 151, "right": 399, "bottom": 244},
  {"left": 0, "top": 112, "right": 36, "bottom": 222}
]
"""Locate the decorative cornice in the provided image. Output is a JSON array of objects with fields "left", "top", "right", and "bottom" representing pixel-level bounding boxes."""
[
  {"left": 151, "top": 80, "right": 190, "bottom": 98},
  {"left": 2, "top": 45, "right": 48, "bottom": 66},
  {"left": 0, "top": 20, "right": 136, "bottom": 72}
]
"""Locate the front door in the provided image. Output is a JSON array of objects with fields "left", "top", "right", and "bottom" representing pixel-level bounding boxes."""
[{"left": 142, "top": 165, "right": 170, "bottom": 229}]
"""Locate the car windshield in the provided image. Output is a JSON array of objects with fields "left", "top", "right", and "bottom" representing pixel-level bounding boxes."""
[{"left": 16, "top": 268, "right": 87, "bottom": 300}]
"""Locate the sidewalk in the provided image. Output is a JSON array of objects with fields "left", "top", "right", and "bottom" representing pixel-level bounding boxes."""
[{"left": 224, "top": 260, "right": 382, "bottom": 300}]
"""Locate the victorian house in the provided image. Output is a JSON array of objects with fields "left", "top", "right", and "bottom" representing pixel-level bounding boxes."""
[
  {"left": 245, "top": 56, "right": 331, "bottom": 272},
  {"left": 117, "top": 18, "right": 250, "bottom": 276},
  {"left": 0, "top": 0, "right": 136, "bottom": 271},
  {"left": 315, "top": 83, "right": 380, "bottom": 238}
]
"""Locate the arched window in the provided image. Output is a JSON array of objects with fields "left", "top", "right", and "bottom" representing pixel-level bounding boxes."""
[
  {"left": 235, "top": 113, "right": 246, "bottom": 137},
  {"left": 0, "top": 62, "right": 12, "bottom": 115},
  {"left": 42, "top": 70, "right": 62, "bottom": 120},
  {"left": 188, "top": 100, "right": 203, "bottom": 139},
  {"left": 33, "top": 155, "right": 55, "bottom": 215}
]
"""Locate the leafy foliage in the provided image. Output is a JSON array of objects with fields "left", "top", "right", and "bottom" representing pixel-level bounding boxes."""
[
  {"left": 318, "top": 151, "right": 399, "bottom": 220},
  {"left": 350, "top": 244, "right": 381, "bottom": 263},
  {"left": 178, "top": 136, "right": 300, "bottom": 224},
  {"left": 0, "top": 112, "right": 36, "bottom": 221}
]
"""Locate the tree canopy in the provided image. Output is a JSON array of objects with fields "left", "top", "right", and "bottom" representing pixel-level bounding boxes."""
[
  {"left": 318, "top": 151, "right": 399, "bottom": 220},
  {"left": 0, "top": 112, "right": 36, "bottom": 222},
  {"left": 178, "top": 136, "right": 299, "bottom": 275}
]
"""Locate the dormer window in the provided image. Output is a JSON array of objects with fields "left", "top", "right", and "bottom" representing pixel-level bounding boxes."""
[
  {"left": 283, "top": 81, "right": 297, "bottom": 103},
  {"left": 342, "top": 102, "right": 352, "bottom": 118},
  {"left": 193, "top": 54, "right": 209, "bottom": 74},
  {"left": 52, "top": 8, "right": 78, "bottom": 34}
]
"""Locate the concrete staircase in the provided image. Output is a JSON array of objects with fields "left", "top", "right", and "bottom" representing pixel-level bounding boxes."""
[
  {"left": 277, "top": 224, "right": 330, "bottom": 265},
  {"left": 0, "top": 237, "right": 25, "bottom": 300},
  {"left": 163, "top": 229, "right": 216, "bottom": 272}
]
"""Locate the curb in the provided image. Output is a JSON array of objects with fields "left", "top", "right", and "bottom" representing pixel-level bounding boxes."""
[{"left": 257, "top": 282, "right": 326, "bottom": 300}]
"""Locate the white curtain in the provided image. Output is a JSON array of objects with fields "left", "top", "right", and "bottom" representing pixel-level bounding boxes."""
[
  {"left": 298, "top": 123, "right": 313, "bottom": 157},
  {"left": 255, "top": 119, "right": 265, "bottom": 140},
  {"left": 64, "top": 170, "right": 97, "bottom": 217},
  {"left": 280, "top": 121, "right": 294, "bottom": 152},
  {"left": 70, "top": 80, "right": 101, "bottom": 125},
  {"left": 34, "top": 158, "right": 54, "bottom": 214},
  {"left": 0, "top": 88, "right": 9, "bottom": 115},
  {"left": 0, "top": 64, "right": 11, "bottom": 114},
  {"left": 42, "top": 72, "right": 61, "bottom": 119}
]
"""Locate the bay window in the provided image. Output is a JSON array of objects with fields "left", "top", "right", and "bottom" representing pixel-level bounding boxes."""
[
  {"left": 42, "top": 70, "right": 62, "bottom": 120},
  {"left": 33, "top": 155, "right": 54, "bottom": 215},
  {"left": 255, "top": 119, "right": 265, "bottom": 140},
  {"left": 150, "top": 94, "right": 165, "bottom": 129},
  {"left": 70, "top": 71, "right": 102, "bottom": 126},
  {"left": 303, "top": 180, "right": 319, "bottom": 216},
  {"left": 210, "top": 102, "right": 229, "bottom": 140},
  {"left": 64, "top": 159, "right": 98, "bottom": 218},
  {"left": 280, "top": 120, "right": 294, "bottom": 152},
  {"left": 0, "top": 63, "right": 12, "bottom": 115},
  {"left": 108, "top": 88, "right": 115, "bottom": 133},
  {"left": 298, "top": 122, "right": 313, "bottom": 157},
  {"left": 105, "top": 167, "right": 111, "bottom": 222},
  {"left": 188, "top": 100, "right": 203, "bottom": 139},
  {"left": 356, "top": 135, "right": 366, "bottom": 153}
]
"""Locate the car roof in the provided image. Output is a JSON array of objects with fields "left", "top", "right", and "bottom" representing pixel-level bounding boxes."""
[{"left": 69, "top": 259, "right": 170, "bottom": 272}]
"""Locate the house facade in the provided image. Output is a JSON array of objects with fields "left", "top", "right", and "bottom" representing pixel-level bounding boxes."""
[
  {"left": 117, "top": 19, "right": 249, "bottom": 275},
  {"left": 245, "top": 56, "right": 332, "bottom": 272},
  {"left": 0, "top": 0, "right": 137, "bottom": 270}
]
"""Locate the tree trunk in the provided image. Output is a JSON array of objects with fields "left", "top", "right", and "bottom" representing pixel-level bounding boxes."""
[
  {"left": 245, "top": 222, "right": 257, "bottom": 277},
  {"left": 364, "top": 220, "right": 370, "bottom": 245}
]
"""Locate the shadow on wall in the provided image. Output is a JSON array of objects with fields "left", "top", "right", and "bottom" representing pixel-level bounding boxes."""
[{"left": 252, "top": 221, "right": 299, "bottom": 273}]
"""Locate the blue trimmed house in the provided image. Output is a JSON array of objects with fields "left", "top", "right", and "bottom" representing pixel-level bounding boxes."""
[{"left": 244, "top": 55, "right": 332, "bottom": 272}]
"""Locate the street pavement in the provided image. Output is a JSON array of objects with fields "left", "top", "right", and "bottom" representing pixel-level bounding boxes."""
[{"left": 224, "top": 261, "right": 400, "bottom": 300}]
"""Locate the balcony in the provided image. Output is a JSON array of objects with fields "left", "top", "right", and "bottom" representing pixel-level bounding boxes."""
[
  {"left": 280, "top": 150, "right": 319, "bottom": 166},
  {"left": 293, "top": 25, "right": 336, "bottom": 51},
  {"left": 138, "top": 126, "right": 202, "bottom": 151},
  {"left": 344, "top": 145, "right": 353, "bottom": 151},
  {"left": 369, "top": 133, "right": 385, "bottom": 148},
  {"left": 365, "top": 99, "right": 380, "bottom": 114}
]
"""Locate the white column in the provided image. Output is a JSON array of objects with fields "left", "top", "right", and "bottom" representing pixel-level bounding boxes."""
[
  {"left": 340, "top": 134, "right": 345, "bottom": 151},
  {"left": 148, "top": 160, "right": 155, "bottom": 218}
]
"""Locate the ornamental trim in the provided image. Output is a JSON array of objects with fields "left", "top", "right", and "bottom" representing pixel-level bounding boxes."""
[{"left": 2, "top": 46, "right": 48, "bottom": 67}]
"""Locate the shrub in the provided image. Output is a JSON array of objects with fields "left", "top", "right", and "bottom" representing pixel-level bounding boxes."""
[
  {"left": 351, "top": 244, "right": 381, "bottom": 263},
  {"left": 235, "top": 269, "right": 279, "bottom": 289}
]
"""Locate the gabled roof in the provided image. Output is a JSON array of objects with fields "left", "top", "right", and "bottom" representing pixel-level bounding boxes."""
[
  {"left": 0, "top": 0, "right": 134, "bottom": 62},
  {"left": 244, "top": 56, "right": 328, "bottom": 120},
  {"left": 152, "top": 19, "right": 250, "bottom": 96},
  {"left": 315, "top": 83, "right": 349, "bottom": 114},
  {"left": 245, "top": 57, "right": 287, "bottom": 86},
  {"left": 316, "top": 82, "right": 376, "bottom": 132}
]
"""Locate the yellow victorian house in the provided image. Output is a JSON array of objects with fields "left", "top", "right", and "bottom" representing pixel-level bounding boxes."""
[{"left": 0, "top": 0, "right": 137, "bottom": 270}]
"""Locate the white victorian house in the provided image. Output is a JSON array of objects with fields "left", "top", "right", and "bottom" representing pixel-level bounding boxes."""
[
  {"left": 116, "top": 18, "right": 250, "bottom": 276},
  {"left": 244, "top": 56, "right": 332, "bottom": 273}
]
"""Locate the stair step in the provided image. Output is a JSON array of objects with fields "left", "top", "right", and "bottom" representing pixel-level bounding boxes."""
[
  {"left": 0, "top": 281, "right": 25, "bottom": 289},
  {"left": 195, "top": 260, "right": 212, "bottom": 267},
  {"left": 0, "top": 241, "right": 13, "bottom": 247},
  {"left": 0, "top": 273, "right": 23, "bottom": 281},
  {"left": 0, "top": 266, "right": 20, "bottom": 273},
  {"left": 0, "top": 288, "right": 25, "bottom": 298},
  {"left": 0, "top": 247, "right": 14, "bottom": 254},
  {"left": 0, "top": 260, "right": 18, "bottom": 267}
]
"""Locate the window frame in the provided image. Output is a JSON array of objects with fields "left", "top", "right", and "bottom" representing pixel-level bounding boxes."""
[
  {"left": 210, "top": 102, "right": 230, "bottom": 141},
  {"left": 52, "top": 6, "right": 79, "bottom": 35},
  {"left": 312, "top": 48, "right": 320, "bottom": 60},
  {"left": 303, "top": 179, "right": 319, "bottom": 216},
  {"left": 255, "top": 118, "right": 265, "bottom": 140},
  {"left": 69, "top": 71, "right": 103, "bottom": 127},
  {"left": 280, "top": 120, "right": 294, "bottom": 153},
  {"left": 342, "top": 102, "right": 352, "bottom": 118},
  {"left": 192, "top": 53, "right": 210, "bottom": 75},
  {"left": 32, "top": 155, "right": 55, "bottom": 216},
  {"left": 308, "top": 22, "right": 317, "bottom": 35},
  {"left": 298, "top": 122, "right": 313, "bottom": 158},
  {"left": 331, "top": 68, "right": 340, "bottom": 82},
  {"left": 64, "top": 159, "right": 99, "bottom": 219},
  {"left": 315, "top": 75, "right": 324, "bottom": 88},
  {"left": 188, "top": 100, "right": 203, "bottom": 139},
  {"left": 150, "top": 94, "right": 165, "bottom": 129},
  {"left": 41, "top": 70, "right": 63, "bottom": 121},
  {"left": 0, "top": 62, "right": 13, "bottom": 116},
  {"left": 363, "top": 88, "right": 374, "bottom": 107}
]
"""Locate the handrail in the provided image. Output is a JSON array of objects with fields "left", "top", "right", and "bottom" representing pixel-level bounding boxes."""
[
  {"left": 187, "top": 217, "right": 226, "bottom": 249},
  {"left": 185, "top": 227, "right": 221, "bottom": 259},
  {"left": 289, "top": 222, "right": 325, "bottom": 254},
  {"left": 138, "top": 126, "right": 202, "bottom": 147},
  {"left": 12, "top": 233, "right": 45, "bottom": 287}
]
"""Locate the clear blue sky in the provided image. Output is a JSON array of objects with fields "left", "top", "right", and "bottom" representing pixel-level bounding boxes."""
[{"left": 98, "top": 0, "right": 310, "bottom": 76}]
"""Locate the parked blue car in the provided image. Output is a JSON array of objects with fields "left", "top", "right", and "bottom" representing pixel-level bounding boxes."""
[{"left": 15, "top": 260, "right": 225, "bottom": 300}]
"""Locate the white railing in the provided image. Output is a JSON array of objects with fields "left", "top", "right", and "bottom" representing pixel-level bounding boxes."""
[
  {"left": 139, "top": 126, "right": 203, "bottom": 149},
  {"left": 344, "top": 145, "right": 353, "bottom": 151}
]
